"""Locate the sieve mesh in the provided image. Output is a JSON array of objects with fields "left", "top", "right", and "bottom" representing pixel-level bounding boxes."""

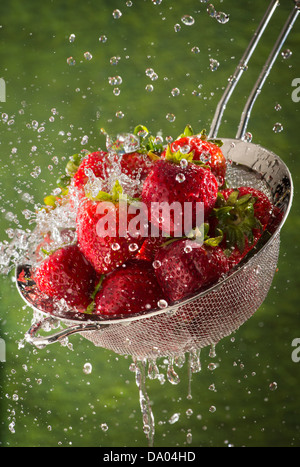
[{"left": 81, "top": 233, "right": 280, "bottom": 359}]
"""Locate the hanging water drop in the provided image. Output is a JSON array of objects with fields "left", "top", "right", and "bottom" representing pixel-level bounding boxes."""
[{"left": 167, "top": 358, "right": 180, "bottom": 385}]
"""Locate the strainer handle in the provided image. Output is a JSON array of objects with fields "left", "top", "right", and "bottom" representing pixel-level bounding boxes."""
[
  {"left": 236, "top": 2, "right": 300, "bottom": 139},
  {"left": 209, "top": 0, "right": 280, "bottom": 139},
  {"left": 209, "top": 0, "right": 300, "bottom": 140},
  {"left": 24, "top": 317, "right": 107, "bottom": 348}
]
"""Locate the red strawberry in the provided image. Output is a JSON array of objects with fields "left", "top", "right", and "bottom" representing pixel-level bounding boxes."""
[
  {"left": 154, "top": 238, "right": 229, "bottom": 303},
  {"left": 136, "top": 233, "right": 166, "bottom": 262},
  {"left": 93, "top": 260, "right": 166, "bottom": 316},
  {"left": 73, "top": 151, "right": 114, "bottom": 189},
  {"left": 162, "top": 127, "right": 227, "bottom": 186},
  {"left": 141, "top": 157, "right": 219, "bottom": 237},
  {"left": 76, "top": 182, "right": 145, "bottom": 275},
  {"left": 33, "top": 244, "right": 97, "bottom": 311},
  {"left": 69, "top": 151, "right": 115, "bottom": 205},
  {"left": 120, "top": 151, "right": 155, "bottom": 181},
  {"left": 210, "top": 186, "right": 274, "bottom": 267}
]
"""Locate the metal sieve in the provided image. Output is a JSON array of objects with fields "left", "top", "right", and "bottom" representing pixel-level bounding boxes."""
[{"left": 16, "top": 1, "right": 296, "bottom": 358}]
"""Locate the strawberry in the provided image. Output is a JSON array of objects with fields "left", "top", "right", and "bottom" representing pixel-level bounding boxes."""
[
  {"left": 162, "top": 126, "right": 227, "bottom": 187},
  {"left": 33, "top": 244, "right": 97, "bottom": 311},
  {"left": 76, "top": 181, "right": 145, "bottom": 275},
  {"left": 120, "top": 152, "right": 155, "bottom": 181},
  {"left": 154, "top": 237, "right": 229, "bottom": 303},
  {"left": 93, "top": 260, "right": 166, "bottom": 316},
  {"left": 136, "top": 233, "right": 166, "bottom": 262},
  {"left": 68, "top": 151, "right": 116, "bottom": 205},
  {"left": 210, "top": 186, "right": 274, "bottom": 267},
  {"left": 141, "top": 154, "right": 219, "bottom": 237}
]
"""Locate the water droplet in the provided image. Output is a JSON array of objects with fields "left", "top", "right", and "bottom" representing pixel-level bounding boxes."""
[
  {"left": 207, "top": 4, "right": 216, "bottom": 18},
  {"left": 269, "top": 382, "right": 278, "bottom": 391},
  {"left": 67, "top": 56, "right": 76, "bottom": 66},
  {"left": 129, "top": 243, "right": 139, "bottom": 252},
  {"left": 116, "top": 111, "right": 125, "bottom": 119},
  {"left": 152, "top": 0, "right": 162, "bottom": 4},
  {"left": 101, "top": 423, "right": 109, "bottom": 431},
  {"left": 186, "top": 408, "right": 193, "bottom": 417},
  {"left": 30, "top": 166, "right": 41, "bottom": 178},
  {"left": 181, "top": 15, "right": 195, "bottom": 26},
  {"left": 69, "top": 34, "right": 76, "bottom": 43},
  {"left": 113, "top": 87, "right": 121, "bottom": 96},
  {"left": 81, "top": 135, "right": 89, "bottom": 145},
  {"left": 209, "top": 58, "right": 220, "bottom": 71},
  {"left": 166, "top": 113, "right": 176, "bottom": 122},
  {"left": 171, "top": 87, "right": 180, "bottom": 96},
  {"left": 200, "top": 150, "right": 212, "bottom": 163},
  {"left": 168, "top": 413, "right": 180, "bottom": 424},
  {"left": 186, "top": 430, "right": 193, "bottom": 444},
  {"left": 8, "top": 422, "right": 15, "bottom": 434},
  {"left": 112, "top": 9, "right": 122, "bottom": 19},
  {"left": 175, "top": 173, "right": 186, "bottom": 183},
  {"left": 281, "top": 49, "right": 292, "bottom": 60},
  {"left": 208, "top": 362, "right": 218, "bottom": 371},
  {"left": 209, "top": 405, "right": 217, "bottom": 413},
  {"left": 99, "top": 35, "right": 108, "bottom": 43},
  {"left": 184, "top": 244, "right": 192, "bottom": 253},
  {"left": 145, "top": 84, "right": 154, "bottom": 92},
  {"left": 158, "top": 299, "right": 168, "bottom": 309},
  {"left": 152, "top": 260, "right": 161, "bottom": 269},
  {"left": 273, "top": 122, "right": 283, "bottom": 133},
  {"left": 191, "top": 46, "right": 200, "bottom": 54},
  {"left": 180, "top": 158, "right": 189, "bottom": 168},
  {"left": 167, "top": 361, "right": 180, "bottom": 385},
  {"left": 111, "top": 242, "right": 120, "bottom": 251},
  {"left": 83, "top": 363, "right": 92, "bottom": 374},
  {"left": 216, "top": 12, "right": 230, "bottom": 24},
  {"left": 275, "top": 103, "right": 282, "bottom": 111},
  {"left": 110, "top": 55, "right": 121, "bottom": 66},
  {"left": 84, "top": 51, "right": 93, "bottom": 61},
  {"left": 174, "top": 23, "right": 181, "bottom": 32},
  {"left": 243, "top": 132, "right": 253, "bottom": 143}
]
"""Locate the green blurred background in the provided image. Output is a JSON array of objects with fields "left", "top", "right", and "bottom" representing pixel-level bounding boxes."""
[{"left": 0, "top": 0, "right": 300, "bottom": 447}]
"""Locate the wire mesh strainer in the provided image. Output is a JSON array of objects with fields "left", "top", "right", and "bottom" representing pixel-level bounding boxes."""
[{"left": 16, "top": 1, "right": 296, "bottom": 359}]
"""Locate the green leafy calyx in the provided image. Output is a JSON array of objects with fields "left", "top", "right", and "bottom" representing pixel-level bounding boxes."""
[{"left": 212, "top": 191, "right": 262, "bottom": 252}]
